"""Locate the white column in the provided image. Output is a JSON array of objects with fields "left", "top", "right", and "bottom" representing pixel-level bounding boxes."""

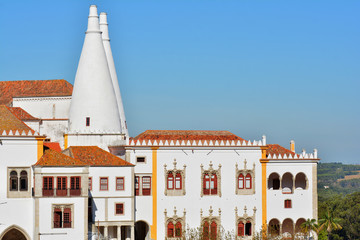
[
  {"left": 104, "top": 226, "right": 108, "bottom": 238},
  {"left": 117, "top": 226, "right": 121, "bottom": 240},
  {"left": 131, "top": 225, "right": 135, "bottom": 240}
]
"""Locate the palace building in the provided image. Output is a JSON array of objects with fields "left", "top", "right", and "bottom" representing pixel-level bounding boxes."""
[{"left": 0, "top": 5, "right": 319, "bottom": 240}]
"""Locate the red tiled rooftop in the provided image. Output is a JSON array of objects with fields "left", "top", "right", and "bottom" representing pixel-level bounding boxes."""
[
  {"left": 34, "top": 149, "right": 87, "bottom": 166},
  {"left": 131, "top": 130, "right": 245, "bottom": 144},
  {"left": 0, "top": 105, "right": 35, "bottom": 134},
  {"left": 8, "top": 107, "right": 39, "bottom": 121},
  {"left": 0, "top": 79, "right": 73, "bottom": 106},
  {"left": 266, "top": 144, "right": 299, "bottom": 158},
  {"left": 44, "top": 142, "right": 62, "bottom": 152},
  {"left": 63, "top": 146, "right": 133, "bottom": 166}
]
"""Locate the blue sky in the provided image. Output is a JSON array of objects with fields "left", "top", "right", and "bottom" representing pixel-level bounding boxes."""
[{"left": 0, "top": 0, "right": 359, "bottom": 163}]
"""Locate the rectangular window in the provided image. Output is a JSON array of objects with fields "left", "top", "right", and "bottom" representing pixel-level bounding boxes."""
[
  {"left": 56, "top": 177, "right": 67, "bottom": 196},
  {"left": 285, "top": 199, "right": 292, "bottom": 208},
  {"left": 136, "top": 157, "right": 145, "bottom": 163},
  {"left": 89, "top": 177, "right": 92, "bottom": 191},
  {"left": 115, "top": 203, "right": 124, "bottom": 215},
  {"left": 100, "top": 177, "right": 108, "bottom": 191},
  {"left": 53, "top": 206, "right": 72, "bottom": 228},
  {"left": 135, "top": 176, "right": 140, "bottom": 196},
  {"left": 116, "top": 177, "right": 125, "bottom": 191},
  {"left": 142, "top": 176, "right": 151, "bottom": 196},
  {"left": 43, "top": 176, "right": 54, "bottom": 196},
  {"left": 86, "top": 117, "right": 90, "bottom": 126},
  {"left": 70, "top": 176, "right": 81, "bottom": 196}
]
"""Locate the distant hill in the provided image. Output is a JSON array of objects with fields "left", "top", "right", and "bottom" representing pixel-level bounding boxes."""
[{"left": 318, "top": 162, "right": 360, "bottom": 198}]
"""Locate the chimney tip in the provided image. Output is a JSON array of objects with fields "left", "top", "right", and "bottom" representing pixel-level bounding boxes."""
[
  {"left": 89, "top": 5, "right": 98, "bottom": 17},
  {"left": 99, "top": 12, "right": 108, "bottom": 24}
]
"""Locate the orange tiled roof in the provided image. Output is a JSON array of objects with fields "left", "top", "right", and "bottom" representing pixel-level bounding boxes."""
[
  {"left": 8, "top": 107, "right": 39, "bottom": 121},
  {"left": 266, "top": 144, "right": 299, "bottom": 158},
  {"left": 34, "top": 149, "right": 87, "bottom": 166},
  {"left": 0, "top": 79, "right": 73, "bottom": 106},
  {"left": 0, "top": 105, "right": 35, "bottom": 134},
  {"left": 44, "top": 142, "right": 62, "bottom": 152},
  {"left": 64, "top": 146, "right": 133, "bottom": 166},
  {"left": 131, "top": 130, "right": 245, "bottom": 144}
]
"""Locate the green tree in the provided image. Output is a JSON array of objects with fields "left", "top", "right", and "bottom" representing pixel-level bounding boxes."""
[
  {"left": 318, "top": 210, "right": 342, "bottom": 240},
  {"left": 300, "top": 218, "right": 318, "bottom": 239}
]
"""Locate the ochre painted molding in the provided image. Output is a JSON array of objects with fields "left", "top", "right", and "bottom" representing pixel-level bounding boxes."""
[
  {"left": 64, "top": 134, "right": 68, "bottom": 149},
  {"left": 36, "top": 137, "right": 44, "bottom": 160},
  {"left": 261, "top": 146, "right": 268, "bottom": 235},
  {"left": 151, "top": 147, "right": 158, "bottom": 239}
]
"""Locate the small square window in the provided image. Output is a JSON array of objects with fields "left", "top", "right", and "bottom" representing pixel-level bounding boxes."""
[
  {"left": 115, "top": 203, "right": 124, "bottom": 215},
  {"left": 86, "top": 117, "right": 90, "bottom": 127},
  {"left": 136, "top": 157, "right": 145, "bottom": 163},
  {"left": 284, "top": 199, "right": 292, "bottom": 208}
]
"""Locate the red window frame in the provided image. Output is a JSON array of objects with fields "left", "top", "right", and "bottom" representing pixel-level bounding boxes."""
[
  {"left": 175, "top": 221, "right": 182, "bottom": 237},
  {"left": 88, "top": 177, "right": 92, "bottom": 190},
  {"left": 203, "top": 174, "right": 210, "bottom": 195},
  {"left": 203, "top": 221, "right": 210, "bottom": 240},
  {"left": 238, "top": 174, "right": 244, "bottom": 189},
  {"left": 210, "top": 174, "right": 218, "bottom": 195},
  {"left": 100, "top": 177, "right": 108, "bottom": 191},
  {"left": 284, "top": 199, "right": 292, "bottom": 208},
  {"left": 116, "top": 177, "right": 125, "bottom": 191},
  {"left": 63, "top": 208, "right": 72, "bottom": 228},
  {"left": 167, "top": 222, "right": 174, "bottom": 237},
  {"left": 70, "top": 176, "right": 81, "bottom": 196},
  {"left": 245, "top": 173, "right": 252, "bottom": 189},
  {"left": 43, "top": 176, "right": 54, "bottom": 196},
  {"left": 175, "top": 172, "right": 182, "bottom": 190},
  {"left": 135, "top": 176, "right": 139, "bottom": 196},
  {"left": 86, "top": 117, "right": 90, "bottom": 126},
  {"left": 210, "top": 221, "right": 217, "bottom": 240},
  {"left": 167, "top": 173, "right": 174, "bottom": 190},
  {"left": 115, "top": 203, "right": 124, "bottom": 215},
  {"left": 54, "top": 208, "right": 62, "bottom": 228},
  {"left": 238, "top": 222, "right": 245, "bottom": 236},
  {"left": 245, "top": 221, "right": 252, "bottom": 236},
  {"left": 142, "top": 176, "right": 151, "bottom": 196},
  {"left": 56, "top": 177, "right": 67, "bottom": 196}
]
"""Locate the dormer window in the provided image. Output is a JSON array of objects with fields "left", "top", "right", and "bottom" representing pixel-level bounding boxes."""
[{"left": 86, "top": 117, "right": 90, "bottom": 127}]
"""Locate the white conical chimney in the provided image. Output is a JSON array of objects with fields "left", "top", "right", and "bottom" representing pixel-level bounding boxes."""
[
  {"left": 68, "top": 5, "right": 121, "bottom": 134},
  {"left": 99, "top": 12, "right": 129, "bottom": 137}
]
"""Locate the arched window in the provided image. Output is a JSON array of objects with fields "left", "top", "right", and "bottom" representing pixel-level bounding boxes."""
[
  {"left": 210, "top": 221, "right": 217, "bottom": 240},
  {"left": 245, "top": 221, "right": 252, "bottom": 236},
  {"left": 167, "top": 172, "right": 174, "bottom": 190},
  {"left": 175, "top": 221, "right": 182, "bottom": 237},
  {"left": 210, "top": 174, "right": 218, "bottom": 195},
  {"left": 10, "top": 171, "right": 18, "bottom": 191},
  {"left": 175, "top": 172, "right": 182, "bottom": 190},
  {"left": 238, "top": 174, "right": 244, "bottom": 189},
  {"left": 245, "top": 173, "right": 252, "bottom": 189},
  {"left": 203, "top": 221, "right": 210, "bottom": 240},
  {"left": 203, "top": 174, "right": 210, "bottom": 195},
  {"left": 20, "top": 171, "right": 28, "bottom": 191},
  {"left": 167, "top": 221, "right": 174, "bottom": 237},
  {"left": 238, "top": 221, "right": 244, "bottom": 236}
]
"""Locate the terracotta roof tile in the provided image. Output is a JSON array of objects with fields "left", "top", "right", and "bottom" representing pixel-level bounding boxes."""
[
  {"left": 0, "top": 105, "right": 35, "bottom": 134},
  {"left": 44, "top": 142, "right": 62, "bottom": 152},
  {"left": 64, "top": 146, "right": 133, "bottom": 166},
  {"left": 266, "top": 144, "right": 299, "bottom": 158},
  {"left": 131, "top": 130, "right": 245, "bottom": 144},
  {"left": 0, "top": 79, "right": 73, "bottom": 106},
  {"left": 34, "top": 149, "right": 87, "bottom": 166},
  {"left": 8, "top": 107, "right": 39, "bottom": 121}
]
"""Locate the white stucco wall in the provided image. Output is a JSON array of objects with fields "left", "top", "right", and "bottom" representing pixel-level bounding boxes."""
[{"left": 12, "top": 96, "right": 71, "bottom": 120}]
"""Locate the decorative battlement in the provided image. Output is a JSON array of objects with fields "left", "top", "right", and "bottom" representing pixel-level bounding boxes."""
[
  {"left": 129, "top": 136, "right": 266, "bottom": 147},
  {"left": 267, "top": 148, "right": 318, "bottom": 159},
  {"left": 0, "top": 129, "right": 39, "bottom": 136}
]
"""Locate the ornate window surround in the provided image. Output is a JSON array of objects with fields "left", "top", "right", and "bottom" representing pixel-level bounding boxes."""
[
  {"left": 164, "top": 207, "right": 186, "bottom": 240},
  {"left": 7, "top": 167, "right": 31, "bottom": 198},
  {"left": 51, "top": 204, "right": 74, "bottom": 229},
  {"left": 235, "top": 160, "right": 255, "bottom": 195},
  {"left": 201, "top": 206, "right": 221, "bottom": 240},
  {"left": 201, "top": 161, "right": 222, "bottom": 197},
  {"left": 235, "top": 206, "right": 256, "bottom": 239},
  {"left": 164, "top": 159, "right": 186, "bottom": 196}
]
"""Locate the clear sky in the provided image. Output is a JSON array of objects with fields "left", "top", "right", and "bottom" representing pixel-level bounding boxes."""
[{"left": 0, "top": 0, "right": 359, "bottom": 164}]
